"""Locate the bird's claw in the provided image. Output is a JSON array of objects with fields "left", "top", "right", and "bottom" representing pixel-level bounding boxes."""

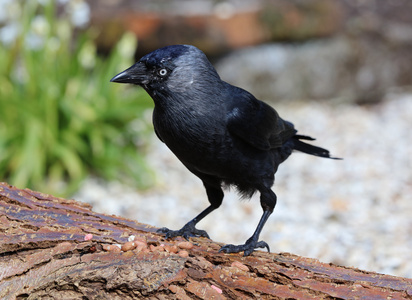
[
  {"left": 157, "top": 223, "right": 210, "bottom": 240},
  {"left": 219, "top": 239, "right": 270, "bottom": 256}
]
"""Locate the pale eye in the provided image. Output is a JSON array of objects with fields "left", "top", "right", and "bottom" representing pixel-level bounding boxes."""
[{"left": 158, "top": 68, "right": 168, "bottom": 76}]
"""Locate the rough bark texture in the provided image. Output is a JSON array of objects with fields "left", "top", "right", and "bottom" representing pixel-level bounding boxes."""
[{"left": 0, "top": 182, "right": 411, "bottom": 299}]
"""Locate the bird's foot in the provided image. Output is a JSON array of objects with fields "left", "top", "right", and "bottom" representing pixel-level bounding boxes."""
[
  {"left": 157, "top": 222, "right": 210, "bottom": 240},
  {"left": 219, "top": 237, "right": 270, "bottom": 256}
]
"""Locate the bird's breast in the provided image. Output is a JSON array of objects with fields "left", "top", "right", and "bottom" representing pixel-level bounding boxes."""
[{"left": 152, "top": 106, "right": 230, "bottom": 171}]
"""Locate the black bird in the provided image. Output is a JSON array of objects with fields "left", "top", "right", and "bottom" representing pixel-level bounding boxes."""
[{"left": 111, "top": 45, "right": 340, "bottom": 256}]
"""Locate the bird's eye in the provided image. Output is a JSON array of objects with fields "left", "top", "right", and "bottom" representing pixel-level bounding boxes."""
[{"left": 158, "top": 68, "right": 168, "bottom": 76}]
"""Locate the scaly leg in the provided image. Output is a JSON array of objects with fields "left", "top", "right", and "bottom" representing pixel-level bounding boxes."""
[
  {"left": 158, "top": 181, "right": 223, "bottom": 240},
  {"left": 219, "top": 187, "right": 276, "bottom": 256}
]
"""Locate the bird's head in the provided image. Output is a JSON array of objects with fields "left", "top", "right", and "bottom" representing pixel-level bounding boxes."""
[{"left": 110, "top": 45, "right": 220, "bottom": 100}]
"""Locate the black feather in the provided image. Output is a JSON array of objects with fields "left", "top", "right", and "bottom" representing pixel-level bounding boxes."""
[
  {"left": 110, "top": 44, "right": 341, "bottom": 256},
  {"left": 292, "top": 136, "right": 342, "bottom": 160}
]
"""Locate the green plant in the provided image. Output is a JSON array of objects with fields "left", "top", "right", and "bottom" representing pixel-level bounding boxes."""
[{"left": 0, "top": 1, "right": 153, "bottom": 196}]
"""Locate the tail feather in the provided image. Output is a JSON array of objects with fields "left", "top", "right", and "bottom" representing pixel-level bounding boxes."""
[
  {"left": 294, "top": 134, "right": 316, "bottom": 141},
  {"left": 292, "top": 136, "right": 342, "bottom": 160}
]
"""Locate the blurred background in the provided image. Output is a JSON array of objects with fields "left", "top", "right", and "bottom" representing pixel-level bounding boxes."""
[{"left": 0, "top": 0, "right": 411, "bottom": 278}]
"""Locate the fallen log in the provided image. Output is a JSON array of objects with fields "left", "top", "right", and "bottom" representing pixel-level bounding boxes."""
[{"left": 0, "top": 182, "right": 411, "bottom": 299}]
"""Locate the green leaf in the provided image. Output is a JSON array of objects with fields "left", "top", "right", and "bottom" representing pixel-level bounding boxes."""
[{"left": 0, "top": 1, "right": 152, "bottom": 196}]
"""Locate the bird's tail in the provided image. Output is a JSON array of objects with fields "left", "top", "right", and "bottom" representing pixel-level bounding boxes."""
[{"left": 292, "top": 135, "right": 342, "bottom": 160}]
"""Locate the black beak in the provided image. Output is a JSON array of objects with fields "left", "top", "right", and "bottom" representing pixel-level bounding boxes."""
[{"left": 110, "top": 62, "right": 148, "bottom": 84}]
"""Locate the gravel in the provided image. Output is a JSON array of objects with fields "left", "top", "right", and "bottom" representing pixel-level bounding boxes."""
[{"left": 74, "top": 92, "right": 412, "bottom": 278}]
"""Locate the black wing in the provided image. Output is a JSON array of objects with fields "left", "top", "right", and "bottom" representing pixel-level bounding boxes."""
[{"left": 226, "top": 87, "right": 296, "bottom": 151}]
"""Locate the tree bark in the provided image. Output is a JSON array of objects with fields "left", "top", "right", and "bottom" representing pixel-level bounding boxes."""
[{"left": 0, "top": 182, "right": 411, "bottom": 299}]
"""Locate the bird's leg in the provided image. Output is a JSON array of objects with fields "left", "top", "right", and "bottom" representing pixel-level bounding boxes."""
[
  {"left": 219, "top": 188, "right": 276, "bottom": 256},
  {"left": 157, "top": 182, "right": 223, "bottom": 240},
  {"left": 157, "top": 205, "right": 215, "bottom": 239}
]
